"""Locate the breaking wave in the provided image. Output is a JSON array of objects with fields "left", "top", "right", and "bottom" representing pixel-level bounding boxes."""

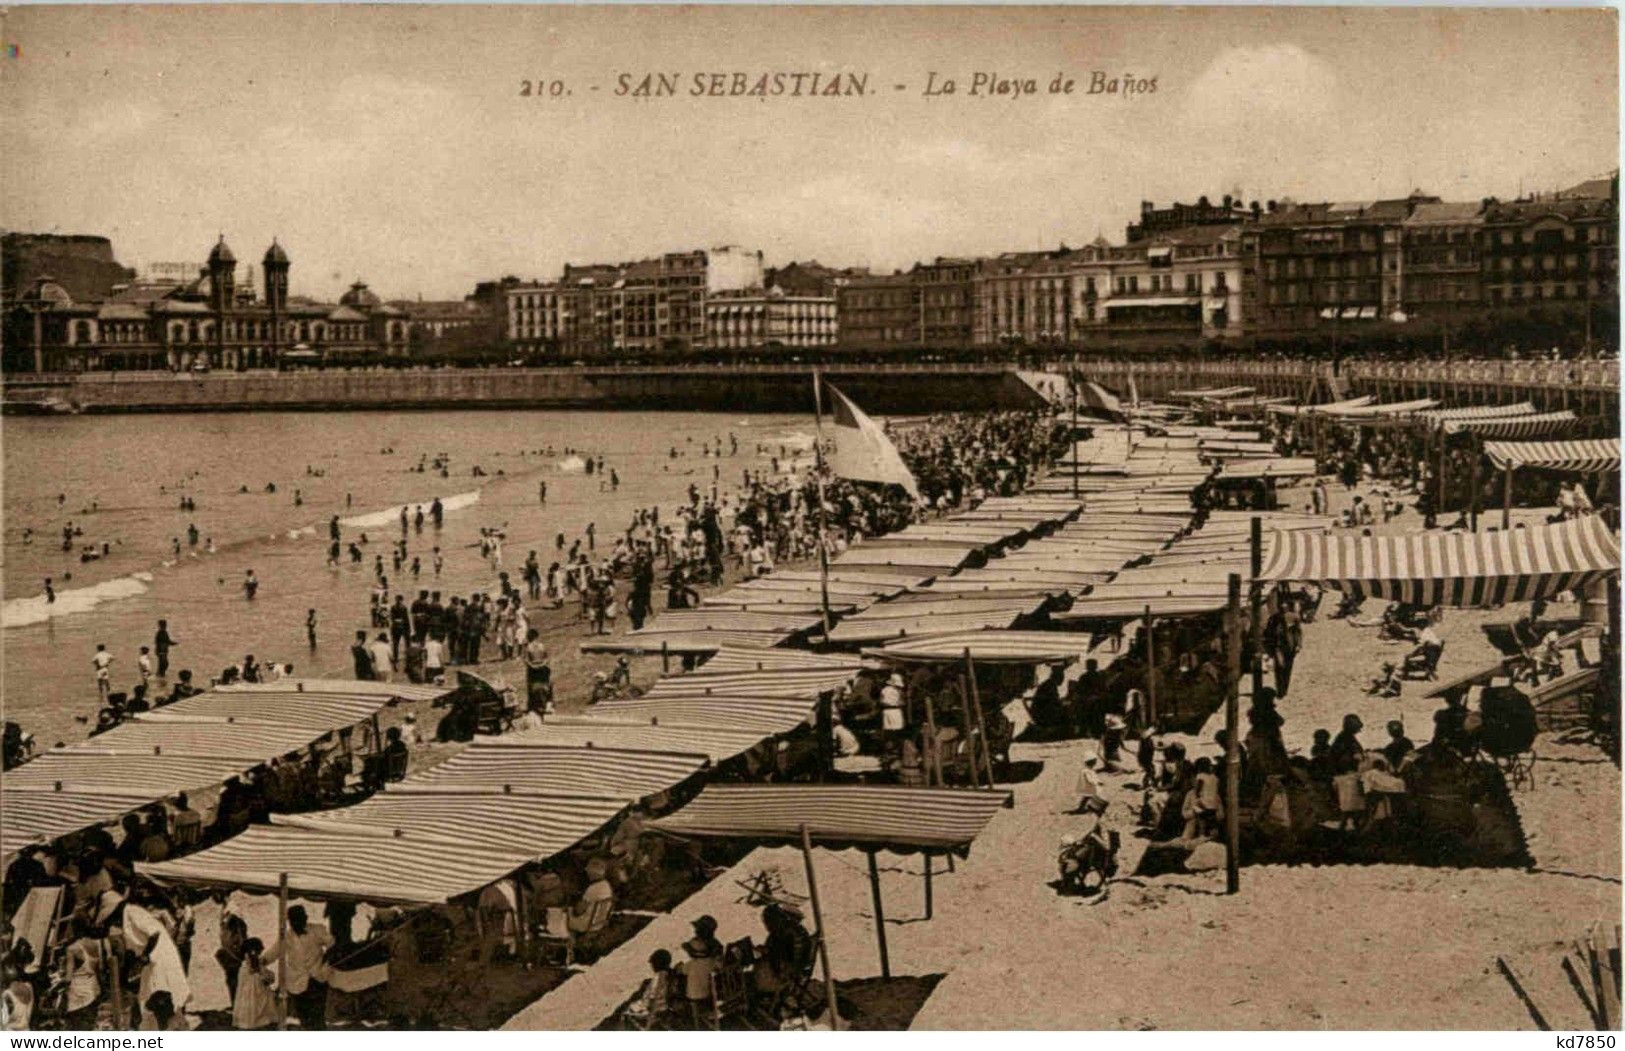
[
  {"left": 3, "top": 572, "right": 153, "bottom": 629},
  {"left": 335, "top": 490, "right": 481, "bottom": 530}
]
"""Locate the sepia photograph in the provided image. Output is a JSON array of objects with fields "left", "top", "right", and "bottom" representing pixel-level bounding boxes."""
[{"left": 0, "top": 2, "right": 1620, "bottom": 1036}]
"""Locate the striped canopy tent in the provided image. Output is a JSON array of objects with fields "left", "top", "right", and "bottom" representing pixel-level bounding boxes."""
[
  {"left": 1258, "top": 515, "right": 1619, "bottom": 605},
  {"left": 586, "top": 694, "right": 819, "bottom": 736},
  {"left": 3, "top": 752, "right": 263, "bottom": 796},
  {"left": 138, "top": 824, "right": 541, "bottom": 904},
  {"left": 55, "top": 719, "right": 324, "bottom": 762},
  {"left": 649, "top": 784, "right": 1012, "bottom": 857},
  {"left": 866, "top": 629, "right": 1096, "bottom": 664},
  {"left": 500, "top": 717, "right": 779, "bottom": 764},
  {"left": 581, "top": 609, "right": 823, "bottom": 655},
  {"left": 696, "top": 598, "right": 859, "bottom": 616},
  {"left": 405, "top": 740, "right": 709, "bottom": 799},
  {"left": 1484, "top": 439, "right": 1622, "bottom": 474},
  {"left": 1197, "top": 440, "right": 1277, "bottom": 458},
  {"left": 3, "top": 787, "right": 157, "bottom": 859},
  {"left": 913, "top": 571, "right": 1108, "bottom": 595},
  {"left": 140, "top": 681, "right": 436, "bottom": 735},
  {"left": 701, "top": 647, "right": 864, "bottom": 673},
  {"left": 1443, "top": 411, "right": 1581, "bottom": 440}
]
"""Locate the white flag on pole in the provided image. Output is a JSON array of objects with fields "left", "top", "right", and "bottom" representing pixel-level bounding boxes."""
[{"left": 823, "top": 382, "right": 922, "bottom": 501}]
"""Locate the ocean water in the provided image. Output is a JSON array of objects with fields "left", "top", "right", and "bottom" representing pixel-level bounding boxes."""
[{"left": 2, "top": 409, "right": 808, "bottom": 746}]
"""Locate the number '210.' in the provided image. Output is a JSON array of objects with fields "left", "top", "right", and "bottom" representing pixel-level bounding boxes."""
[{"left": 519, "top": 80, "right": 568, "bottom": 97}]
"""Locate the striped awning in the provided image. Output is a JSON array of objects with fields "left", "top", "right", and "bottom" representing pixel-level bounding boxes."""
[
  {"left": 586, "top": 694, "right": 817, "bottom": 735},
  {"left": 1443, "top": 411, "right": 1580, "bottom": 439},
  {"left": 826, "top": 608, "right": 1028, "bottom": 645},
  {"left": 833, "top": 546, "right": 972, "bottom": 570},
  {"left": 406, "top": 740, "right": 708, "bottom": 798},
  {"left": 648, "top": 784, "right": 1013, "bottom": 856},
  {"left": 137, "top": 822, "right": 540, "bottom": 905},
  {"left": 3, "top": 752, "right": 258, "bottom": 795},
  {"left": 213, "top": 679, "right": 451, "bottom": 703},
  {"left": 1258, "top": 515, "right": 1619, "bottom": 605},
  {"left": 867, "top": 629, "right": 1096, "bottom": 664},
  {"left": 64, "top": 719, "right": 324, "bottom": 762},
  {"left": 1484, "top": 439, "right": 1621, "bottom": 474},
  {"left": 3, "top": 787, "right": 156, "bottom": 855},
  {"left": 143, "top": 688, "right": 402, "bottom": 734},
  {"left": 271, "top": 791, "right": 628, "bottom": 862}
]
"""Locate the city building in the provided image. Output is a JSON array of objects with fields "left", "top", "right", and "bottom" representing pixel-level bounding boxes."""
[
  {"left": 504, "top": 246, "right": 764, "bottom": 357},
  {"left": 1102, "top": 223, "right": 1245, "bottom": 338},
  {"left": 1126, "top": 195, "right": 1252, "bottom": 243},
  {"left": 1244, "top": 193, "right": 1438, "bottom": 334},
  {"left": 912, "top": 257, "right": 978, "bottom": 346},
  {"left": 704, "top": 286, "right": 837, "bottom": 350},
  {"left": 973, "top": 249, "right": 1076, "bottom": 345},
  {"left": 835, "top": 273, "right": 920, "bottom": 349},
  {"left": 762, "top": 260, "right": 867, "bottom": 297},
  {"left": 1480, "top": 178, "right": 1617, "bottom": 314},
  {"left": 3, "top": 236, "right": 408, "bottom": 373},
  {"left": 1398, "top": 201, "right": 1485, "bottom": 322}
]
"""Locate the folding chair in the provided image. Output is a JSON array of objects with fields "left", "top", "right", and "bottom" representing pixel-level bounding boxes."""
[{"left": 707, "top": 963, "right": 752, "bottom": 1030}]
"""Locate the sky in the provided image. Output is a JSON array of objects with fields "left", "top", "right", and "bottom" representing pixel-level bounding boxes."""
[{"left": 1, "top": 5, "right": 1617, "bottom": 301}]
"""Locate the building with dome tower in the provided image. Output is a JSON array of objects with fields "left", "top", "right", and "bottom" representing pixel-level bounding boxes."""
[{"left": 2, "top": 236, "right": 409, "bottom": 373}]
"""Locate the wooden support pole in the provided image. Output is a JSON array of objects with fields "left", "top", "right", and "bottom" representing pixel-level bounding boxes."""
[
  {"left": 661, "top": 640, "right": 670, "bottom": 675},
  {"left": 1249, "top": 517, "right": 1264, "bottom": 699},
  {"left": 923, "top": 852, "right": 934, "bottom": 920},
  {"left": 799, "top": 824, "right": 842, "bottom": 1031},
  {"left": 866, "top": 850, "right": 891, "bottom": 979},
  {"left": 1503, "top": 467, "right": 1514, "bottom": 531},
  {"left": 277, "top": 871, "right": 290, "bottom": 1029},
  {"left": 1470, "top": 435, "right": 1483, "bottom": 532},
  {"left": 963, "top": 649, "right": 995, "bottom": 788},
  {"left": 1225, "top": 573, "right": 1243, "bottom": 895}
]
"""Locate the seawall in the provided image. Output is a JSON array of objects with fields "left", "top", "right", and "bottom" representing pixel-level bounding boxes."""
[{"left": 2, "top": 360, "right": 1615, "bottom": 416}]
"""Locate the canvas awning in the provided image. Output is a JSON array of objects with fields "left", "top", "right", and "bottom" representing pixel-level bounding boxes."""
[
  {"left": 1167, "top": 386, "right": 1253, "bottom": 400},
  {"left": 587, "top": 694, "right": 818, "bottom": 736},
  {"left": 139, "top": 682, "right": 428, "bottom": 735},
  {"left": 642, "top": 668, "right": 857, "bottom": 699},
  {"left": 701, "top": 647, "right": 864, "bottom": 673},
  {"left": 1216, "top": 458, "right": 1318, "bottom": 481},
  {"left": 1444, "top": 411, "right": 1580, "bottom": 440},
  {"left": 1259, "top": 515, "right": 1620, "bottom": 605},
  {"left": 867, "top": 629, "right": 1096, "bottom": 663},
  {"left": 3, "top": 752, "right": 264, "bottom": 796},
  {"left": 826, "top": 608, "right": 1028, "bottom": 645},
  {"left": 406, "top": 740, "right": 709, "bottom": 798},
  {"left": 498, "top": 717, "right": 779, "bottom": 763},
  {"left": 3, "top": 787, "right": 157, "bottom": 855},
  {"left": 1052, "top": 593, "right": 1230, "bottom": 622},
  {"left": 648, "top": 784, "right": 1013, "bottom": 857},
  {"left": 137, "top": 820, "right": 554, "bottom": 905},
  {"left": 1317, "top": 398, "right": 1439, "bottom": 418},
  {"left": 1484, "top": 439, "right": 1621, "bottom": 474}
]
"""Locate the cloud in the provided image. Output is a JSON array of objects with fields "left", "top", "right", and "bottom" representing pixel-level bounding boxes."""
[{"left": 1185, "top": 44, "right": 1338, "bottom": 127}]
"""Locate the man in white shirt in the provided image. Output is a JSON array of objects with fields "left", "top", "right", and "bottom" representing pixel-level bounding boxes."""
[
  {"left": 368, "top": 633, "right": 394, "bottom": 682},
  {"left": 265, "top": 905, "right": 333, "bottom": 1030},
  {"left": 92, "top": 644, "right": 114, "bottom": 699},
  {"left": 423, "top": 634, "right": 446, "bottom": 681}
]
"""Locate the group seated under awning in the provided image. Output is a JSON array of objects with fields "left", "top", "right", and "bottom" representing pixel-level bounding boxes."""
[{"left": 5, "top": 678, "right": 449, "bottom": 861}]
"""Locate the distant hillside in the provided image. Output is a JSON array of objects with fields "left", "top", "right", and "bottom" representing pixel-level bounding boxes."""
[{"left": 2, "top": 233, "right": 137, "bottom": 307}]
